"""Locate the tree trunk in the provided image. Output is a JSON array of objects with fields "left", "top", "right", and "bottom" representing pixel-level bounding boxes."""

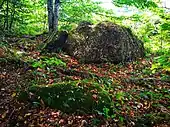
[
  {"left": 43, "top": 4, "right": 47, "bottom": 30},
  {"left": 4, "top": 0, "right": 9, "bottom": 30},
  {"left": 9, "top": 9, "right": 16, "bottom": 31},
  {"left": 9, "top": 2, "right": 16, "bottom": 31},
  {"left": 6, "top": 0, "right": 9, "bottom": 30},
  {"left": 47, "top": 0, "right": 60, "bottom": 32},
  {"left": 53, "top": 0, "right": 60, "bottom": 32},
  {"left": 47, "top": 0, "right": 54, "bottom": 32}
]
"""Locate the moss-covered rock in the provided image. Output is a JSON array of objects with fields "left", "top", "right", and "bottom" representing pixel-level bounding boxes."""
[
  {"left": 28, "top": 81, "right": 111, "bottom": 113},
  {"left": 65, "top": 21, "right": 144, "bottom": 64}
]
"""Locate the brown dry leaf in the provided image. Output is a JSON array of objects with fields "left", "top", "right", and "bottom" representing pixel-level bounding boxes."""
[
  {"left": 48, "top": 79, "right": 54, "bottom": 84},
  {"left": 0, "top": 48, "right": 5, "bottom": 58},
  {"left": 92, "top": 94, "right": 98, "bottom": 101},
  {"left": 40, "top": 99, "right": 45, "bottom": 109},
  {"left": 129, "top": 111, "right": 134, "bottom": 117},
  {"left": 24, "top": 113, "right": 32, "bottom": 117},
  {"left": 37, "top": 68, "right": 43, "bottom": 72},
  {"left": 2, "top": 111, "right": 7, "bottom": 119},
  {"left": 59, "top": 119, "right": 64, "bottom": 124},
  {"left": 18, "top": 116, "right": 23, "bottom": 120},
  {"left": 51, "top": 111, "right": 60, "bottom": 117},
  {"left": 0, "top": 74, "right": 5, "bottom": 78}
]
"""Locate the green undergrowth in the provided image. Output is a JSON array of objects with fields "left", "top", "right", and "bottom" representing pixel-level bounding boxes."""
[
  {"left": 135, "top": 113, "right": 170, "bottom": 126},
  {"left": 11, "top": 51, "right": 169, "bottom": 126},
  {"left": 30, "top": 57, "right": 66, "bottom": 68},
  {"left": 152, "top": 52, "right": 170, "bottom": 72}
]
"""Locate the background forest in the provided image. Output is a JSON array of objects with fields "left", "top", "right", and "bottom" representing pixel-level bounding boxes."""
[{"left": 0, "top": 0, "right": 170, "bottom": 126}]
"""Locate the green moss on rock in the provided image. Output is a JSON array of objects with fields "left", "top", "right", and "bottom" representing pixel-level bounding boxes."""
[{"left": 28, "top": 80, "right": 112, "bottom": 113}]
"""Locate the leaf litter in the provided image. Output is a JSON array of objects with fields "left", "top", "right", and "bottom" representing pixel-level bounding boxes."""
[{"left": 0, "top": 36, "right": 170, "bottom": 127}]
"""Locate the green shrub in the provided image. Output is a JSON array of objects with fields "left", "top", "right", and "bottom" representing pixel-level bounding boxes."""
[
  {"left": 31, "top": 57, "right": 66, "bottom": 68},
  {"left": 152, "top": 52, "right": 170, "bottom": 71}
]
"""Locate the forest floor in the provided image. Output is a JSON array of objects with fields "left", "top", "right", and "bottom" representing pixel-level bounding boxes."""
[{"left": 0, "top": 36, "right": 170, "bottom": 127}]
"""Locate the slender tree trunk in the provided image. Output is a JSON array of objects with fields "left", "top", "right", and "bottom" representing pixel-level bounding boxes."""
[
  {"left": 47, "top": 0, "right": 54, "bottom": 32},
  {"left": 9, "top": 0, "right": 17, "bottom": 31},
  {"left": 3, "top": 0, "right": 9, "bottom": 30},
  {"left": 9, "top": 8, "right": 16, "bottom": 31},
  {"left": 53, "top": 0, "right": 60, "bottom": 32},
  {"left": 0, "top": 0, "right": 5, "bottom": 29},
  {"left": 43, "top": 4, "right": 47, "bottom": 30},
  {"left": 5, "top": 0, "right": 9, "bottom": 30}
]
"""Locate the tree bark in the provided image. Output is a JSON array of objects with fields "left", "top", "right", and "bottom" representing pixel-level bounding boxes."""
[
  {"left": 9, "top": 9, "right": 15, "bottom": 31},
  {"left": 4, "top": 0, "right": 9, "bottom": 30},
  {"left": 47, "top": 0, "right": 60, "bottom": 32},
  {"left": 53, "top": 0, "right": 60, "bottom": 32},
  {"left": 47, "top": 0, "right": 54, "bottom": 32}
]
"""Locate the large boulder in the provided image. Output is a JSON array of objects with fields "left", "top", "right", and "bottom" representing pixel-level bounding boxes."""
[{"left": 65, "top": 21, "right": 144, "bottom": 64}]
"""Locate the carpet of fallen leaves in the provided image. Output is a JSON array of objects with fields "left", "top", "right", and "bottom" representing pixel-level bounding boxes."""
[{"left": 0, "top": 36, "right": 170, "bottom": 127}]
